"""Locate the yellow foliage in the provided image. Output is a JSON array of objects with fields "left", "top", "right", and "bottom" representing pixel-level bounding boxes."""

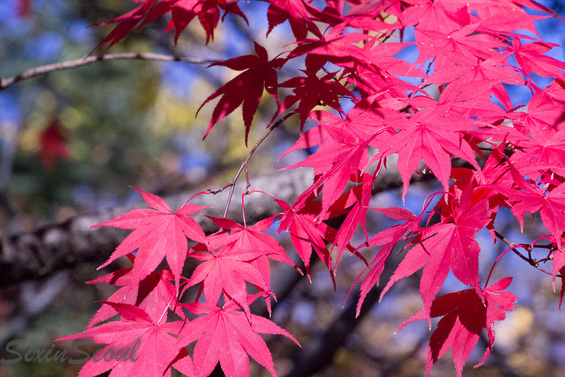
[
  {"left": 152, "top": 90, "right": 198, "bottom": 135},
  {"left": 495, "top": 306, "right": 534, "bottom": 348},
  {"left": 19, "top": 127, "right": 39, "bottom": 152}
]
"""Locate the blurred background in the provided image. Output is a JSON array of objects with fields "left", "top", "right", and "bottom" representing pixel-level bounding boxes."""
[{"left": 1, "top": 0, "right": 565, "bottom": 376}]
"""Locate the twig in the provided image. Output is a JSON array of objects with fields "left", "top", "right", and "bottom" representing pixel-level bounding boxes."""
[
  {"left": 0, "top": 52, "right": 216, "bottom": 91},
  {"left": 494, "top": 231, "right": 561, "bottom": 278},
  {"left": 208, "top": 112, "right": 296, "bottom": 218}
]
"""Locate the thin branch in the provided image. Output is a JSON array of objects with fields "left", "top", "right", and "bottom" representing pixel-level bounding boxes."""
[
  {"left": 221, "top": 126, "right": 277, "bottom": 217},
  {"left": 494, "top": 231, "right": 561, "bottom": 278},
  {"left": 208, "top": 112, "right": 295, "bottom": 218},
  {"left": 0, "top": 52, "right": 217, "bottom": 91}
]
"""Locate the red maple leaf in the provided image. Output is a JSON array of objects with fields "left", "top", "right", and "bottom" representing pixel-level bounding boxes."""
[
  {"left": 376, "top": 107, "right": 480, "bottom": 200},
  {"left": 296, "top": 137, "right": 369, "bottom": 211},
  {"left": 198, "top": 42, "right": 283, "bottom": 145},
  {"left": 327, "top": 174, "right": 373, "bottom": 258},
  {"left": 186, "top": 237, "right": 272, "bottom": 317},
  {"left": 426, "top": 54, "right": 524, "bottom": 87},
  {"left": 397, "top": 277, "right": 518, "bottom": 377},
  {"left": 93, "top": 188, "right": 208, "bottom": 289},
  {"left": 505, "top": 167, "right": 565, "bottom": 244},
  {"left": 275, "top": 61, "right": 354, "bottom": 126},
  {"left": 288, "top": 22, "right": 373, "bottom": 64},
  {"left": 205, "top": 215, "right": 301, "bottom": 313},
  {"left": 351, "top": 206, "right": 421, "bottom": 316},
  {"left": 283, "top": 108, "right": 390, "bottom": 213},
  {"left": 176, "top": 300, "right": 299, "bottom": 377},
  {"left": 275, "top": 198, "right": 335, "bottom": 278},
  {"left": 86, "top": 267, "right": 181, "bottom": 330},
  {"left": 414, "top": 24, "right": 503, "bottom": 71},
  {"left": 164, "top": 0, "right": 248, "bottom": 43},
  {"left": 39, "top": 119, "right": 71, "bottom": 171},
  {"left": 93, "top": 0, "right": 247, "bottom": 50},
  {"left": 476, "top": 6, "right": 547, "bottom": 38},
  {"left": 513, "top": 89, "right": 565, "bottom": 140},
  {"left": 381, "top": 190, "right": 491, "bottom": 325},
  {"left": 511, "top": 38, "right": 565, "bottom": 80},
  {"left": 208, "top": 215, "right": 298, "bottom": 267},
  {"left": 511, "top": 128, "right": 565, "bottom": 175},
  {"left": 266, "top": 0, "right": 321, "bottom": 40},
  {"left": 409, "top": 79, "right": 508, "bottom": 120},
  {"left": 92, "top": 2, "right": 155, "bottom": 50},
  {"left": 403, "top": 0, "right": 469, "bottom": 34},
  {"left": 57, "top": 301, "right": 190, "bottom": 377}
]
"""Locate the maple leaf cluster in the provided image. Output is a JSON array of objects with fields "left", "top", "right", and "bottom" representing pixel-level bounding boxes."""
[
  {"left": 58, "top": 0, "right": 565, "bottom": 376},
  {"left": 59, "top": 191, "right": 298, "bottom": 377}
]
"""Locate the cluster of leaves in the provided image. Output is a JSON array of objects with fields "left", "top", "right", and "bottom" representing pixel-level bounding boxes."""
[{"left": 56, "top": 0, "right": 565, "bottom": 376}]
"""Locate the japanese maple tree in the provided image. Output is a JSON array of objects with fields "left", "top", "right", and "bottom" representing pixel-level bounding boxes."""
[{"left": 8, "top": 0, "right": 561, "bottom": 375}]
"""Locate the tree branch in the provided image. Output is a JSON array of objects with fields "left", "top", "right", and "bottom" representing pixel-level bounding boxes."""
[
  {"left": 288, "top": 275, "right": 385, "bottom": 376},
  {"left": 494, "top": 231, "right": 560, "bottom": 278},
  {"left": 0, "top": 52, "right": 216, "bottom": 91},
  {"left": 0, "top": 159, "right": 433, "bottom": 286},
  {"left": 0, "top": 169, "right": 313, "bottom": 286}
]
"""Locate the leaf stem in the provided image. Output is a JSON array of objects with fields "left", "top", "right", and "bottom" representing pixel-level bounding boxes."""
[
  {"left": 485, "top": 246, "right": 515, "bottom": 287},
  {"left": 183, "top": 190, "right": 212, "bottom": 207}
]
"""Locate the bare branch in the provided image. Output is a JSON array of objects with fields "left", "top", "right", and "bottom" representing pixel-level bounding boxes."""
[
  {"left": 0, "top": 169, "right": 313, "bottom": 286},
  {"left": 0, "top": 52, "right": 216, "bottom": 91},
  {"left": 0, "top": 159, "right": 434, "bottom": 286},
  {"left": 494, "top": 231, "right": 560, "bottom": 278},
  {"left": 212, "top": 112, "right": 295, "bottom": 217}
]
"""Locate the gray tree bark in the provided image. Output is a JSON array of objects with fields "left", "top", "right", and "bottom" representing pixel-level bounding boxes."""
[
  {"left": 0, "top": 163, "right": 430, "bottom": 286},
  {"left": 0, "top": 169, "right": 313, "bottom": 286}
]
